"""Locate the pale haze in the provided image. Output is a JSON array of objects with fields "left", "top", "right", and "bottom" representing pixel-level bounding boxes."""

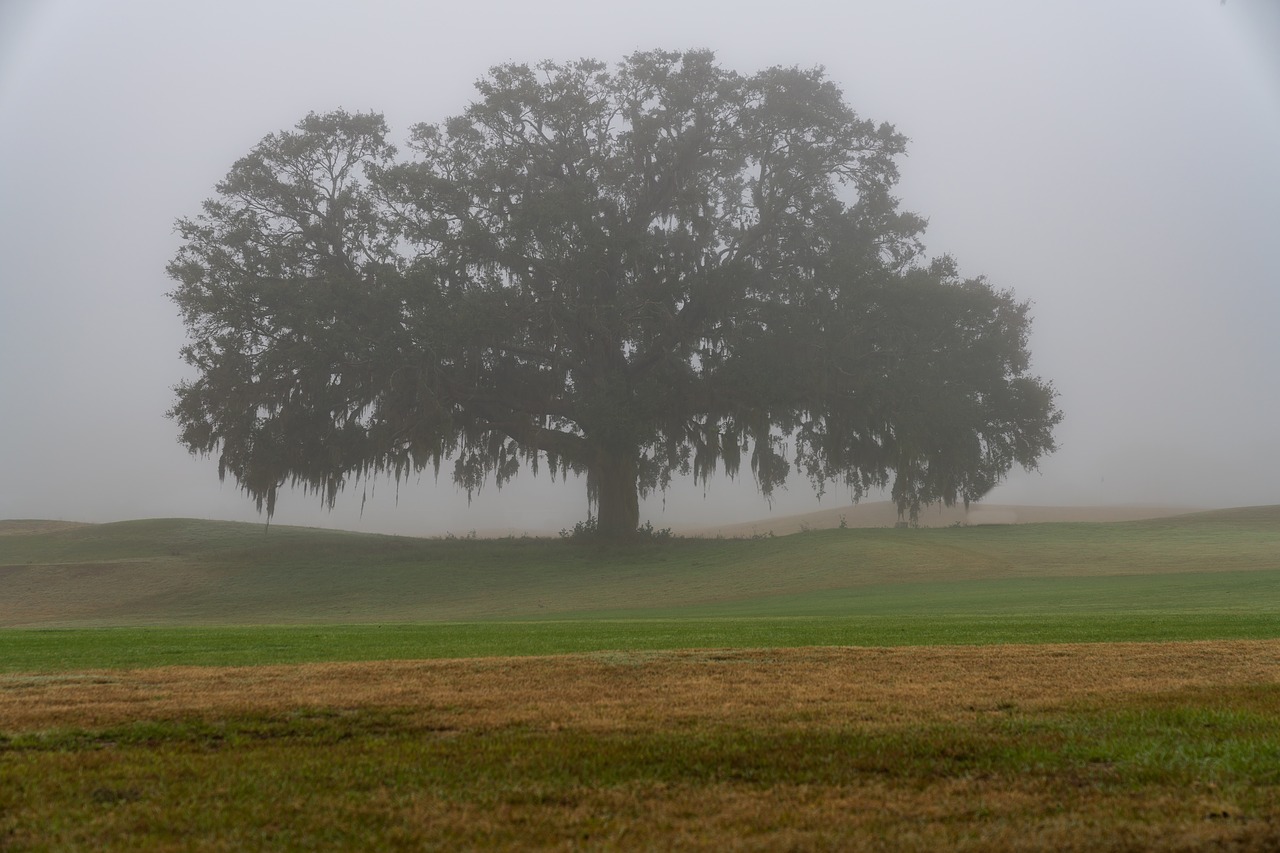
[{"left": 1, "top": 0, "right": 1277, "bottom": 536}]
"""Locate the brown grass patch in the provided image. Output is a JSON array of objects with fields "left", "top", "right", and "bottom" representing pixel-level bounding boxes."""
[
  {"left": 0, "top": 520, "right": 92, "bottom": 536},
  {"left": 4, "top": 640, "right": 1278, "bottom": 733},
  {"left": 4, "top": 641, "right": 1280, "bottom": 850}
]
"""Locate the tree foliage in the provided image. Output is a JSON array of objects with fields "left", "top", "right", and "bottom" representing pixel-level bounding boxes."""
[{"left": 169, "top": 50, "right": 1061, "bottom": 537}]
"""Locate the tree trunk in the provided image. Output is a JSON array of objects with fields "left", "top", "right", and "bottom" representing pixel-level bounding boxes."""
[{"left": 591, "top": 450, "right": 640, "bottom": 539}]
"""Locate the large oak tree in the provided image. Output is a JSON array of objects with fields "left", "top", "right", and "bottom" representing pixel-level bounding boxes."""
[{"left": 169, "top": 50, "right": 1061, "bottom": 537}]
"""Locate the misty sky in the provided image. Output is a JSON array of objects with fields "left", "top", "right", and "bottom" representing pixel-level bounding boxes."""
[{"left": 1, "top": 0, "right": 1277, "bottom": 536}]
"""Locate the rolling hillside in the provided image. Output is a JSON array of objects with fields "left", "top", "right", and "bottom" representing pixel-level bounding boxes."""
[
  {"left": 1, "top": 506, "right": 1277, "bottom": 627},
  {"left": 675, "top": 500, "right": 1199, "bottom": 536}
]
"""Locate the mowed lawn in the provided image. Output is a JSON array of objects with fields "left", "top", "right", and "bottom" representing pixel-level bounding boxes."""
[
  {"left": 2, "top": 505, "right": 1278, "bottom": 628},
  {"left": 1, "top": 507, "right": 1279, "bottom": 848},
  {"left": 2, "top": 506, "right": 1278, "bottom": 670},
  {"left": 3, "top": 643, "right": 1280, "bottom": 850}
]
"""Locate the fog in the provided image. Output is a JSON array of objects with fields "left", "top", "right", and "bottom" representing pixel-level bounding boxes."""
[{"left": 2, "top": 0, "right": 1277, "bottom": 536}]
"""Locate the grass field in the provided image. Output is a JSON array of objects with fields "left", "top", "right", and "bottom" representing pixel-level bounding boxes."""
[
  {"left": 2, "top": 507, "right": 1278, "bottom": 848},
  {"left": 4, "top": 614, "right": 1280, "bottom": 674},
  {"left": 3, "top": 643, "right": 1279, "bottom": 849},
  {"left": 3, "top": 505, "right": 1278, "bottom": 627}
]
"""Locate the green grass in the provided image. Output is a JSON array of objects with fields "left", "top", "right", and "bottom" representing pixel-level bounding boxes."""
[
  {"left": 7, "top": 702, "right": 1279, "bottom": 796},
  {"left": 3, "top": 613, "right": 1278, "bottom": 673},
  {"left": 1, "top": 506, "right": 1277, "bottom": 667},
  {"left": 2, "top": 506, "right": 1278, "bottom": 628},
  {"left": 4, "top": 689, "right": 1279, "bottom": 849},
  {"left": 9, "top": 693, "right": 1280, "bottom": 789},
  {"left": 4, "top": 509, "right": 1278, "bottom": 849}
]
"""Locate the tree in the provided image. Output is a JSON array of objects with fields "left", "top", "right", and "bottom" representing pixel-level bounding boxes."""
[{"left": 169, "top": 50, "right": 1061, "bottom": 538}]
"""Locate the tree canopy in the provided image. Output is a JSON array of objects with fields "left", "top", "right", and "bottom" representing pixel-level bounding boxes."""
[{"left": 169, "top": 49, "right": 1061, "bottom": 537}]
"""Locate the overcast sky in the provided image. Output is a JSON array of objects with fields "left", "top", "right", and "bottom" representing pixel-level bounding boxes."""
[{"left": 1, "top": 0, "right": 1277, "bottom": 535}]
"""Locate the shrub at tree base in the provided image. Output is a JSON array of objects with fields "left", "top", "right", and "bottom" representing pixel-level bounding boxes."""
[{"left": 168, "top": 50, "right": 1061, "bottom": 538}]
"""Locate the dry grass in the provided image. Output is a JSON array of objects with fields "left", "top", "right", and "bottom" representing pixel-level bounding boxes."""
[
  {"left": 3, "top": 640, "right": 1279, "bottom": 734},
  {"left": 4, "top": 642, "right": 1279, "bottom": 850},
  {"left": 0, "top": 520, "right": 91, "bottom": 537}
]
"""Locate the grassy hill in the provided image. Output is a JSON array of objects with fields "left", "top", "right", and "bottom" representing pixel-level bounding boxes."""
[{"left": 1, "top": 507, "right": 1278, "bottom": 628}]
